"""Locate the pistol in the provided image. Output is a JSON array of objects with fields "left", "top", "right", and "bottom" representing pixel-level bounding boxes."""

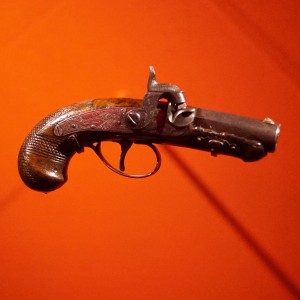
[{"left": 18, "top": 66, "right": 280, "bottom": 192}]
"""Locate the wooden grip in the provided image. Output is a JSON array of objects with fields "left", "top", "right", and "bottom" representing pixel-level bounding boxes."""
[
  {"left": 18, "top": 106, "right": 78, "bottom": 192},
  {"left": 18, "top": 98, "right": 143, "bottom": 192}
]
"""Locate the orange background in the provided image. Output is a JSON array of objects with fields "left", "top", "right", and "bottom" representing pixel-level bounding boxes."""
[{"left": 1, "top": 0, "right": 300, "bottom": 299}]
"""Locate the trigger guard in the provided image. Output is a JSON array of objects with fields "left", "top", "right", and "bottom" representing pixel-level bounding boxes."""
[{"left": 91, "top": 141, "right": 161, "bottom": 178}]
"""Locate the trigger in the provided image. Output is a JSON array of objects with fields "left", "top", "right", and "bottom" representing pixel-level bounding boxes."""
[{"left": 117, "top": 140, "right": 133, "bottom": 172}]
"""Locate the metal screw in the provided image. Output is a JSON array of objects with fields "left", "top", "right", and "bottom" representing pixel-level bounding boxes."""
[{"left": 126, "top": 111, "right": 141, "bottom": 128}]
